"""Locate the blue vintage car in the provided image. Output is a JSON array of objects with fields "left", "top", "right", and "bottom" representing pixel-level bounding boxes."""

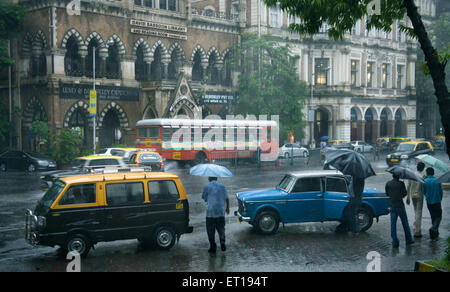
[{"left": 235, "top": 170, "right": 390, "bottom": 234}]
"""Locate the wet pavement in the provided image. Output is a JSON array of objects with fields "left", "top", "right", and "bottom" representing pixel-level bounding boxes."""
[{"left": 0, "top": 153, "right": 449, "bottom": 272}]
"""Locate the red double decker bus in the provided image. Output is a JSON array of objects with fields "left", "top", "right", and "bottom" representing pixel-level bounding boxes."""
[{"left": 135, "top": 118, "right": 279, "bottom": 164}]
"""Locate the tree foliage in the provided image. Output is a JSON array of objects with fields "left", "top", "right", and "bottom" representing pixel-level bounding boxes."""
[
  {"left": 264, "top": 0, "right": 450, "bottom": 157},
  {"left": 50, "top": 129, "right": 83, "bottom": 166},
  {"left": 232, "top": 33, "right": 309, "bottom": 142},
  {"left": 0, "top": 2, "right": 27, "bottom": 66}
]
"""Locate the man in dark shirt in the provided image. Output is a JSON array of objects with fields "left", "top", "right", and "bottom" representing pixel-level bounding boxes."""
[{"left": 385, "top": 173, "right": 414, "bottom": 248}]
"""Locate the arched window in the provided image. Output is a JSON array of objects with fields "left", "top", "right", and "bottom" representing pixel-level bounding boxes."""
[
  {"left": 135, "top": 45, "right": 148, "bottom": 81},
  {"left": 106, "top": 43, "right": 121, "bottom": 79},
  {"left": 151, "top": 47, "right": 164, "bottom": 80},
  {"left": 65, "top": 36, "right": 82, "bottom": 77},
  {"left": 192, "top": 51, "right": 203, "bottom": 82},
  {"left": 86, "top": 39, "right": 101, "bottom": 78},
  {"left": 223, "top": 51, "right": 232, "bottom": 86},
  {"left": 207, "top": 52, "right": 219, "bottom": 85}
]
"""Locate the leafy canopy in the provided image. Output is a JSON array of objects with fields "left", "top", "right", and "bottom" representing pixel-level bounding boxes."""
[
  {"left": 264, "top": 0, "right": 408, "bottom": 40},
  {"left": 0, "top": 2, "right": 27, "bottom": 66},
  {"left": 232, "top": 33, "right": 308, "bottom": 142}
]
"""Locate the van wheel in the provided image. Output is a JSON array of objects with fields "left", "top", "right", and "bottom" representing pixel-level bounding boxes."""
[
  {"left": 255, "top": 210, "right": 279, "bottom": 235},
  {"left": 27, "top": 164, "right": 36, "bottom": 172},
  {"left": 154, "top": 226, "right": 176, "bottom": 250},
  {"left": 65, "top": 234, "right": 91, "bottom": 258}
]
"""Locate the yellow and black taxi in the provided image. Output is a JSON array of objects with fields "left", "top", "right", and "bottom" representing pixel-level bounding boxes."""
[
  {"left": 386, "top": 140, "right": 434, "bottom": 167},
  {"left": 128, "top": 150, "right": 165, "bottom": 171},
  {"left": 26, "top": 169, "right": 193, "bottom": 257}
]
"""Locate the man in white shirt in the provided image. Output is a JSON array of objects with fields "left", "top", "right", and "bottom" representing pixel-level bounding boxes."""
[{"left": 406, "top": 162, "right": 425, "bottom": 238}]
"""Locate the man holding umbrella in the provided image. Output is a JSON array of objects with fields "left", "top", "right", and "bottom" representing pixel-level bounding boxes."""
[
  {"left": 202, "top": 177, "right": 230, "bottom": 253},
  {"left": 324, "top": 149, "right": 376, "bottom": 233},
  {"left": 190, "top": 163, "right": 233, "bottom": 254}
]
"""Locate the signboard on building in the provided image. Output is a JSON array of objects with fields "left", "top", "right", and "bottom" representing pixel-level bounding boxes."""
[
  {"left": 130, "top": 19, "right": 187, "bottom": 40},
  {"left": 202, "top": 93, "right": 236, "bottom": 104},
  {"left": 60, "top": 83, "right": 140, "bottom": 101}
]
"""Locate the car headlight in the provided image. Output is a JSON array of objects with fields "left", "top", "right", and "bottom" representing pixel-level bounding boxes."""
[
  {"left": 400, "top": 155, "right": 409, "bottom": 159},
  {"left": 387, "top": 154, "right": 391, "bottom": 158},
  {"left": 37, "top": 160, "right": 49, "bottom": 166},
  {"left": 37, "top": 216, "right": 46, "bottom": 229}
]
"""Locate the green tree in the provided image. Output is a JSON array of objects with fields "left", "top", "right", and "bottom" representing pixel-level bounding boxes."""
[
  {"left": 233, "top": 33, "right": 309, "bottom": 142},
  {"left": 50, "top": 129, "right": 83, "bottom": 167},
  {"left": 0, "top": 2, "right": 27, "bottom": 66},
  {"left": 264, "top": 0, "right": 450, "bottom": 158}
]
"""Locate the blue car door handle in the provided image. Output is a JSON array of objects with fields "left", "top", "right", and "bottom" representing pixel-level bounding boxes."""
[{"left": 317, "top": 194, "right": 323, "bottom": 198}]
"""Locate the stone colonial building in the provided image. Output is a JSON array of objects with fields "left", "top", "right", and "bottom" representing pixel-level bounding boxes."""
[
  {"left": 1, "top": 0, "right": 439, "bottom": 150},
  {"left": 5, "top": 0, "right": 241, "bottom": 150},
  {"left": 241, "top": 0, "right": 436, "bottom": 146}
]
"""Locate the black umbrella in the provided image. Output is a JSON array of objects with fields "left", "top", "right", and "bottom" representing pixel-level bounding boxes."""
[
  {"left": 386, "top": 166, "right": 425, "bottom": 183},
  {"left": 323, "top": 149, "right": 376, "bottom": 179}
]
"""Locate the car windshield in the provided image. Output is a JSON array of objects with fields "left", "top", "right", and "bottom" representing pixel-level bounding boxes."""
[
  {"left": 396, "top": 144, "right": 415, "bottom": 152},
  {"left": 70, "top": 159, "right": 86, "bottom": 169},
  {"left": 139, "top": 154, "right": 160, "bottom": 162},
  {"left": 110, "top": 150, "right": 126, "bottom": 157},
  {"left": 25, "top": 151, "right": 48, "bottom": 159},
  {"left": 39, "top": 181, "right": 66, "bottom": 208},
  {"left": 277, "top": 175, "right": 293, "bottom": 191}
]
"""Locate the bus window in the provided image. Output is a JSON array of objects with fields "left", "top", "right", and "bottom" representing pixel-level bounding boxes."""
[
  {"left": 138, "top": 128, "right": 147, "bottom": 139},
  {"left": 163, "top": 127, "right": 171, "bottom": 141},
  {"left": 149, "top": 127, "right": 160, "bottom": 138}
]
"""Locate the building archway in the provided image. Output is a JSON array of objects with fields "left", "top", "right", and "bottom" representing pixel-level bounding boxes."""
[
  {"left": 64, "top": 101, "right": 91, "bottom": 148},
  {"left": 395, "top": 108, "right": 406, "bottom": 137},
  {"left": 350, "top": 107, "right": 362, "bottom": 141},
  {"left": 314, "top": 107, "right": 330, "bottom": 147},
  {"left": 364, "top": 107, "right": 377, "bottom": 143},
  {"left": 100, "top": 110, "right": 122, "bottom": 147},
  {"left": 380, "top": 108, "right": 390, "bottom": 137}
]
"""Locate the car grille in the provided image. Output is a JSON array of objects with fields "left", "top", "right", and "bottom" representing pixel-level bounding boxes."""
[{"left": 237, "top": 199, "right": 245, "bottom": 213}]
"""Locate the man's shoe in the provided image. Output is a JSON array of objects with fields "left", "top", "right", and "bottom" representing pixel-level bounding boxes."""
[
  {"left": 221, "top": 244, "right": 226, "bottom": 252},
  {"left": 208, "top": 247, "right": 216, "bottom": 254},
  {"left": 413, "top": 234, "right": 422, "bottom": 238},
  {"left": 406, "top": 241, "right": 415, "bottom": 246}
]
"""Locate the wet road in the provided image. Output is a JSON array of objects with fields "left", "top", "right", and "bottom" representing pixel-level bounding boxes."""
[{"left": 0, "top": 153, "right": 449, "bottom": 272}]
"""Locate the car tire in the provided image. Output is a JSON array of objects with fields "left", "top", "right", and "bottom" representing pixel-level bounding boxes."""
[
  {"left": 65, "top": 234, "right": 91, "bottom": 258},
  {"left": 27, "top": 164, "right": 36, "bottom": 172},
  {"left": 357, "top": 206, "right": 374, "bottom": 232},
  {"left": 255, "top": 210, "right": 280, "bottom": 235},
  {"left": 153, "top": 226, "right": 176, "bottom": 250},
  {"left": 0, "top": 163, "right": 6, "bottom": 172},
  {"left": 303, "top": 151, "right": 308, "bottom": 158},
  {"left": 284, "top": 152, "right": 290, "bottom": 159}
]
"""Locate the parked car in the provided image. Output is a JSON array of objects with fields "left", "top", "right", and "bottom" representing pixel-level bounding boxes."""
[
  {"left": 26, "top": 169, "right": 193, "bottom": 257},
  {"left": 279, "top": 143, "right": 309, "bottom": 158},
  {"left": 97, "top": 147, "right": 139, "bottom": 163},
  {"left": 235, "top": 170, "right": 390, "bottom": 235},
  {"left": 350, "top": 141, "right": 374, "bottom": 153},
  {"left": 386, "top": 140, "right": 434, "bottom": 167},
  {"left": 41, "top": 155, "right": 127, "bottom": 189},
  {"left": 429, "top": 135, "right": 445, "bottom": 151},
  {"left": 0, "top": 150, "right": 56, "bottom": 172},
  {"left": 389, "top": 137, "right": 410, "bottom": 151},
  {"left": 128, "top": 151, "right": 165, "bottom": 171}
]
